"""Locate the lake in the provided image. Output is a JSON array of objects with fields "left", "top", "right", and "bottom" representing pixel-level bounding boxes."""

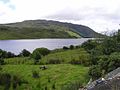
[{"left": 0, "top": 38, "right": 92, "bottom": 54}]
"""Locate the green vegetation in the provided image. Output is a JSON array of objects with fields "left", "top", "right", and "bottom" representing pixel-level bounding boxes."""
[
  {"left": 0, "top": 46, "right": 91, "bottom": 90},
  {"left": 40, "top": 48, "right": 90, "bottom": 66},
  {"left": 0, "top": 20, "right": 103, "bottom": 40},
  {"left": 65, "top": 30, "right": 81, "bottom": 38},
  {"left": 81, "top": 30, "right": 120, "bottom": 80},
  {"left": 0, "top": 64, "right": 89, "bottom": 90},
  {"left": 0, "top": 30, "right": 119, "bottom": 89},
  {"left": 19, "top": 49, "right": 31, "bottom": 57},
  {"left": 4, "top": 57, "right": 34, "bottom": 65}
]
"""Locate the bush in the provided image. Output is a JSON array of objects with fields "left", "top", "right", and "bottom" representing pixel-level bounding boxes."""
[
  {"left": 81, "top": 40, "right": 98, "bottom": 52},
  {"left": 0, "top": 66, "right": 2, "bottom": 71},
  {"left": 70, "top": 45, "right": 74, "bottom": 50},
  {"left": 47, "top": 58, "right": 62, "bottom": 64},
  {"left": 0, "top": 58, "right": 5, "bottom": 65},
  {"left": 32, "top": 70, "right": 39, "bottom": 78},
  {"left": 33, "top": 48, "right": 50, "bottom": 56},
  {"left": 12, "top": 75, "right": 27, "bottom": 89},
  {"left": 70, "top": 59, "right": 81, "bottom": 65},
  {"left": 32, "top": 50, "right": 42, "bottom": 64},
  {"left": 6, "top": 52, "right": 15, "bottom": 58},
  {"left": 63, "top": 46, "right": 69, "bottom": 50},
  {"left": 107, "top": 52, "right": 120, "bottom": 72},
  {"left": 88, "top": 65, "right": 102, "bottom": 80},
  {"left": 0, "top": 49, "right": 15, "bottom": 58},
  {"left": 0, "top": 73, "right": 28, "bottom": 90},
  {"left": 75, "top": 46, "right": 80, "bottom": 49},
  {"left": 19, "top": 49, "right": 31, "bottom": 57},
  {"left": 0, "top": 49, "right": 7, "bottom": 58},
  {"left": 52, "top": 83, "right": 56, "bottom": 89},
  {"left": 0, "top": 73, "right": 11, "bottom": 90}
]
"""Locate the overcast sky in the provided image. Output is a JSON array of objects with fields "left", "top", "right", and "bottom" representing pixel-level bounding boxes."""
[{"left": 0, "top": 0, "right": 120, "bottom": 33}]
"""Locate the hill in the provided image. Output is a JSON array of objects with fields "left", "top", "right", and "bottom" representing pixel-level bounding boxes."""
[{"left": 0, "top": 20, "right": 102, "bottom": 39}]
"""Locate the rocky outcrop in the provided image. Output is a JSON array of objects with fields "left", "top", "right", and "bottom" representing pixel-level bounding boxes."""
[{"left": 86, "top": 67, "right": 120, "bottom": 90}]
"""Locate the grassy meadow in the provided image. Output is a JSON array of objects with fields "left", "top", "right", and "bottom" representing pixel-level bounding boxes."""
[
  {"left": 41, "top": 48, "right": 90, "bottom": 65},
  {"left": 0, "top": 47, "right": 90, "bottom": 90},
  {"left": 1, "top": 64, "right": 89, "bottom": 90}
]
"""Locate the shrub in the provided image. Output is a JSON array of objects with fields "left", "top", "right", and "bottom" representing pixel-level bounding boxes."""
[
  {"left": 32, "top": 70, "right": 39, "bottom": 78},
  {"left": 19, "top": 49, "right": 31, "bottom": 57},
  {"left": 6, "top": 52, "right": 15, "bottom": 58},
  {"left": 32, "top": 50, "right": 41, "bottom": 64},
  {"left": 107, "top": 52, "right": 120, "bottom": 72},
  {"left": 0, "top": 49, "right": 7, "bottom": 58},
  {"left": 0, "top": 66, "right": 2, "bottom": 71},
  {"left": 47, "top": 58, "right": 62, "bottom": 64},
  {"left": 70, "top": 45, "right": 74, "bottom": 50},
  {"left": 63, "top": 46, "right": 69, "bottom": 50},
  {"left": 0, "top": 73, "right": 11, "bottom": 90},
  {"left": 33, "top": 48, "right": 50, "bottom": 56},
  {"left": 52, "top": 83, "right": 56, "bottom": 89},
  {"left": 0, "top": 49, "right": 15, "bottom": 58},
  {"left": 81, "top": 40, "right": 99, "bottom": 53},
  {"left": 70, "top": 59, "right": 81, "bottom": 65},
  {"left": 12, "top": 75, "right": 25, "bottom": 89},
  {"left": 75, "top": 46, "right": 80, "bottom": 49},
  {"left": 88, "top": 65, "right": 102, "bottom": 80},
  {"left": 0, "top": 73, "right": 27, "bottom": 90},
  {"left": 0, "top": 58, "right": 5, "bottom": 65},
  {"left": 45, "top": 86, "right": 48, "bottom": 90}
]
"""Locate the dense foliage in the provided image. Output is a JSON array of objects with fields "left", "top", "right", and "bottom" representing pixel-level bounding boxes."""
[
  {"left": 32, "top": 48, "right": 50, "bottom": 64},
  {"left": 19, "top": 49, "right": 31, "bottom": 57},
  {"left": 0, "top": 73, "right": 27, "bottom": 90},
  {"left": 82, "top": 31, "right": 120, "bottom": 80},
  {"left": 0, "top": 49, "right": 15, "bottom": 58}
]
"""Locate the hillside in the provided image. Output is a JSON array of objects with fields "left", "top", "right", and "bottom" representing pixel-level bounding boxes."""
[{"left": 0, "top": 20, "right": 102, "bottom": 39}]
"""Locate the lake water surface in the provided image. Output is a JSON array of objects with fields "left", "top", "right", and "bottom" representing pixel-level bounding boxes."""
[{"left": 0, "top": 38, "right": 92, "bottom": 54}]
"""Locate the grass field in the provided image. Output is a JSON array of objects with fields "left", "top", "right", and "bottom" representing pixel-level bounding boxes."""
[
  {"left": 4, "top": 57, "right": 34, "bottom": 65},
  {"left": 41, "top": 48, "right": 90, "bottom": 65},
  {"left": 4, "top": 48, "right": 90, "bottom": 66},
  {"left": 1, "top": 48, "right": 91, "bottom": 90},
  {"left": 1, "top": 64, "right": 89, "bottom": 90}
]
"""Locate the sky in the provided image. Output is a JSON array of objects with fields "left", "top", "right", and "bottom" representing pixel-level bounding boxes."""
[{"left": 0, "top": 0, "right": 120, "bottom": 33}]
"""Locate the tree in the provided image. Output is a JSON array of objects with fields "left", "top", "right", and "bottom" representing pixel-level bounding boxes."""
[
  {"left": 19, "top": 49, "right": 31, "bottom": 57},
  {"left": 81, "top": 40, "right": 98, "bottom": 53},
  {"left": 32, "top": 49, "right": 42, "bottom": 64},
  {"left": 0, "top": 49, "right": 7, "bottom": 58},
  {"left": 70, "top": 45, "right": 74, "bottom": 50},
  {"left": 33, "top": 48, "right": 50, "bottom": 56},
  {"left": 6, "top": 52, "right": 15, "bottom": 58},
  {"left": 63, "top": 46, "right": 69, "bottom": 50}
]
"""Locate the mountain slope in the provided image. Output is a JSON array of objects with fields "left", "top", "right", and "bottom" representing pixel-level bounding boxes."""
[{"left": 0, "top": 20, "right": 102, "bottom": 39}]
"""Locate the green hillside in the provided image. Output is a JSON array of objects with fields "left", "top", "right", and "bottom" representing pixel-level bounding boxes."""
[
  {"left": 1, "top": 48, "right": 90, "bottom": 90},
  {"left": 0, "top": 20, "right": 102, "bottom": 39}
]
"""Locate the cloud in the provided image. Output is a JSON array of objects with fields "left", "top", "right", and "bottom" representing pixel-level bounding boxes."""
[
  {"left": 0, "top": 0, "right": 10, "bottom": 4},
  {"left": 0, "top": 0, "right": 120, "bottom": 32},
  {"left": 45, "top": 0, "right": 120, "bottom": 32},
  {"left": 0, "top": 0, "right": 15, "bottom": 10}
]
